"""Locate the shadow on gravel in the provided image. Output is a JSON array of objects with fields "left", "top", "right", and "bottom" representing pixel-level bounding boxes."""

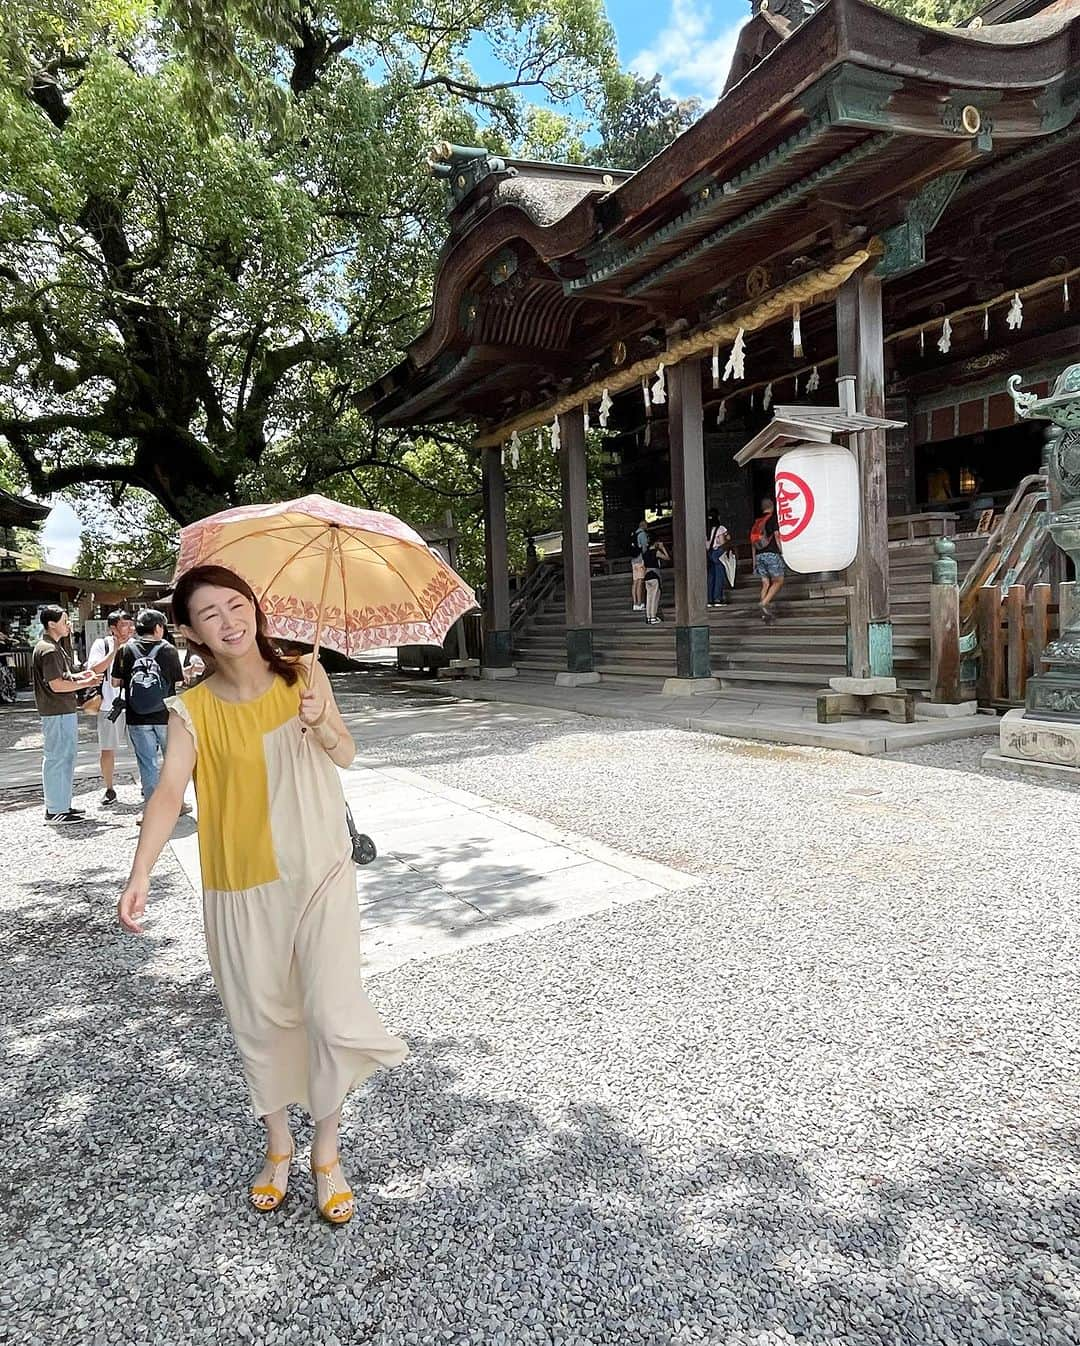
[{"left": 3, "top": 811, "right": 1076, "bottom": 1345}]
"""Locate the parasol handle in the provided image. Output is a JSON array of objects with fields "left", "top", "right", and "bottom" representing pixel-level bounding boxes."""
[{"left": 308, "top": 530, "right": 337, "bottom": 689}]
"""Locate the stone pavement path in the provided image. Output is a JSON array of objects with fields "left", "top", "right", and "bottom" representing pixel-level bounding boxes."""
[
  {"left": 3, "top": 692, "right": 1080, "bottom": 1346},
  {"left": 170, "top": 756, "right": 696, "bottom": 977}
]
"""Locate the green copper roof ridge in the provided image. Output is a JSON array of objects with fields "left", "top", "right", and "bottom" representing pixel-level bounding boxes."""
[
  {"left": 625, "top": 131, "right": 893, "bottom": 298},
  {"left": 564, "top": 112, "right": 833, "bottom": 295}
]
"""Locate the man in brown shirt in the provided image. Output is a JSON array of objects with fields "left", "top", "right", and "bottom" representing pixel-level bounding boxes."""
[{"left": 32, "top": 605, "right": 101, "bottom": 824}]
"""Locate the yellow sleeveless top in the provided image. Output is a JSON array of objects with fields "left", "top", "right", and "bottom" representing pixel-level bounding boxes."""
[{"left": 167, "top": 675, "right": 346, "bottom": 896}]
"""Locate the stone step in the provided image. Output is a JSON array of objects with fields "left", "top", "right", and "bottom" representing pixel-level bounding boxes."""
[{"left": 715, "top": 668, "right": 844, "bottom": 689}]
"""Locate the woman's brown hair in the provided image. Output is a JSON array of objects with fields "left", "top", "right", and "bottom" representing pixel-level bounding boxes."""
[{"left": 171, "top": 565, "right": 301, "bottom": 687}]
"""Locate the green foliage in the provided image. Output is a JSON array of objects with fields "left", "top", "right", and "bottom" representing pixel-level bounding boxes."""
[
  {"left": 591, "top": 72, "right": 701, "bottom": 171},
  {"left": 874, "top": 0, "right": 981, "bottom": 27},
  {"left": 0, "top": 0, "right": 621, "bottom": 570},
  {"left": 73, "top": 487, "right": 178, "bottom": 579}
]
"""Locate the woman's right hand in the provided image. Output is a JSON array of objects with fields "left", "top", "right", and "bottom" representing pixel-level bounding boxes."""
[{"left": 118, "top": 872, "right": 150, "bottom": 933}]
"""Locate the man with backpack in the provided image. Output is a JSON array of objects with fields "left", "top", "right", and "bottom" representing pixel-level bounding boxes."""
[
  {"left": 114, "top": 608, "right": 186, "bottom": 819},
  {"left": 750, "top": 497, "right": 785, "bottom": 622},
  {"left": 87, "top": 609, "right": 134, "bottom": 806}
]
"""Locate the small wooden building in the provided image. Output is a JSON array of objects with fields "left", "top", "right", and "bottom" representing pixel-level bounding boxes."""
[{"left": 363, "top": 0, "right": 1080, "bottom": 695}]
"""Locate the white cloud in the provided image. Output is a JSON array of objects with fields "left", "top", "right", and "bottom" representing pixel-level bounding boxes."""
[
  {"left": 631, "top": 0, "right": 747, "bottom": 105},
  {"left": 39, "top": 501, "right": 82, "bottom": 570}
]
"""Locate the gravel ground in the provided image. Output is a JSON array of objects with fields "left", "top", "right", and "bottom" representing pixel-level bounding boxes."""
[
  {"left": 2, "top": 697, "right": 1080, "bottom": 1345},
  {"left": 0, "top": 701, "right": 101, "bottom": 752}
]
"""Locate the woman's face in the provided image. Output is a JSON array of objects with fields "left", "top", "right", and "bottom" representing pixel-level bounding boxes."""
[{"left": 182, "top": 583, "right": 258, "bottom": 661}]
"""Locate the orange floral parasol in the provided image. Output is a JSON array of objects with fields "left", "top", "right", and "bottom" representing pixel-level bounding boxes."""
[{"left": 174, "top": 495, "right": 477, "bottom": 663}]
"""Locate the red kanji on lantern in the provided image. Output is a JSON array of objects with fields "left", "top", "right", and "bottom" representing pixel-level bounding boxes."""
[{"left": 774, "top": 471, "right": 815, "bottom": 542}]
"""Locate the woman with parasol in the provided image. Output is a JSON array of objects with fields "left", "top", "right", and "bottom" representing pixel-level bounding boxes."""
[
  {"left": 118, "top": 497, "right": 474, "bottom": 1222},
  {"left": 118, "top": 563, "right": 409, "bottom": 1223}
]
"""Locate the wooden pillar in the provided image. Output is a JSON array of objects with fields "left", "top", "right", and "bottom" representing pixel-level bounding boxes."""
[
  {"left": 837, "top": 271, "right": 893, "bottom": 679},
  {"left": 929, "top": 538, "right": 962, "bottom": 703},
  {"left": 557, "top": 410, "right": 598, "bottom": 682},
  {"left": 481, "top": 447, "right": 515, "bottom": 675},
  {"left": 667, "top": 357, "right": 716, "bottom": 688},
  {"left": 443, "top": 507, "right": 469, "bottom": 663}
]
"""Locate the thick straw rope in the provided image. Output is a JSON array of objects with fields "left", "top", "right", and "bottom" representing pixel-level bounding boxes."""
[{"left": 472, "top": 248, "right": 874, "bottom": 449}]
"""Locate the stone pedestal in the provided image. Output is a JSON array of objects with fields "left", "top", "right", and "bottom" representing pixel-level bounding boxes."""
[
  {"left": 993, "top": 707, "right": 1080, "bottom": 770},
  {"left": 917, "top": 700, "right": 978, "bottom": 719},
  {"left": 480, "top": 665, "right": 519, "bottom": 681},
  {"left": 555, "top": 671, "right": 601, "bottom": 687},
  {"left": 662, "top": 677, "right": 720, "bottom": 697},
  {"left": 828, "top": 675, "right": 897, "bottom": 695}
]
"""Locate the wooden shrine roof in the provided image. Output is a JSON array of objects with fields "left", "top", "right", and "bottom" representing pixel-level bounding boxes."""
[
  {"left": 362, "top": 0, "right": 1080, "bottom": 438},
  {"left": 0, "top": 487, "right": 49, "bottom": 529}
]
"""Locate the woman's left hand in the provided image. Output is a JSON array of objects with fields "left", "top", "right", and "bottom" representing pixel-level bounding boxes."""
[{"left": 299, "top": 686, "right": 328, "bottom": 727}]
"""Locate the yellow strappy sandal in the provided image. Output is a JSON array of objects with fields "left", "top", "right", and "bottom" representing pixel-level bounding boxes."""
[
  {"left": 249, "top": 1146, "right": 293, "bottom": 1213},
  {"left": 311, "top": 1154, "right": 354, "bottom": 1225}
]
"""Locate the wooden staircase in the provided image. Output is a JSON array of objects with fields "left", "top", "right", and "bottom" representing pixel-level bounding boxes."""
[{"left": 512, "top": 537, "right": 985, "bottom": 694}]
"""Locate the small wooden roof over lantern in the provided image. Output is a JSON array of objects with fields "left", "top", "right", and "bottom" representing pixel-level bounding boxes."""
[{"left": 734, "top": 401, "right": 906, "bottom": 466}]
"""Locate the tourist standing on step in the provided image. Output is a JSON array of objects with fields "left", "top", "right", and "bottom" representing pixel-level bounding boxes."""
[
  {"left": 88, "top": 609, "right": 134, "bottom": 807},
  {"left": 630, "top": 519, "right": 649, "bottom": 611},
  {"left": 117, "top": 564, "right": 407, "bottom": 1225},
  {"left": 32, "top": 605, "right": 103, "bottom": 825},
  {"left": 706, "top": 511, "right": 731, "bottom": 607},
  {"left": 642, "top": 537, "right": 670, "bottom": 624},
  {"left": 751, "top": 498, "right": 785, "bottom": 622}
]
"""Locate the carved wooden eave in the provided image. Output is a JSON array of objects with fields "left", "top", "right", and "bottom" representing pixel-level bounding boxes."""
[{"left": 360, "top": 0, "right": 1080, "bottom": 434}]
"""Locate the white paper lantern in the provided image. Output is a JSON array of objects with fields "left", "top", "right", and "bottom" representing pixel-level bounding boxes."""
[{"left": 773, "top": 443, "right": 859, "bottom": 573}]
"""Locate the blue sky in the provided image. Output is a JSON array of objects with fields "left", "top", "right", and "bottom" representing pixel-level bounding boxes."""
[
  {"left": 40, "top": 0, "right": 751, "bottom": 569},
  {"left": 608, "top": 0, "right": 749, "bottom": 103}
]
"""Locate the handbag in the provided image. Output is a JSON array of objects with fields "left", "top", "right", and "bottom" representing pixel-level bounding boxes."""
[
  {"left": 77, "top": 688, "right": 103, "bottom": 715},
  {"left": 346, "top": 805, "right": 377, "bottom": 865}
]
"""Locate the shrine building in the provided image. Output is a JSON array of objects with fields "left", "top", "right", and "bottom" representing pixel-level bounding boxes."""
[{"left": 362, "top": 0, "right": 1080, "bottom": 701}]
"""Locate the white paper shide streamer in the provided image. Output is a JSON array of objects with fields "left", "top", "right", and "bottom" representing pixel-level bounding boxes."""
[
  {"left": 763, "top": 381, "right": 773, "bottom": 411},
  {"left": 550, "top": 415, "right": 561, "bottom": 452},
  {"left": 937, "top": 317, "right": 952, "bottom": 355},
  {"left": 791, "top": 303, "right": 803, "bottom": 358},
  {"left": 806, "top": 365, "right": 820, "bottom": 393},
  {"left": 1007, "top": 292, "right": 1024, "bottom": 330},
  {"left": 651, "top": 363, "right": 667, "bottom": 406},
  {"left": 723, "top": 328, "right": 746, "bottom": 381},
  {"left": 598, "top": 388, "right": 613, "bottom": 428},
  {"left": 711, "top": 343, "right": 720, "bottom": 388},
  {"left": 716, "top": 399, "right": 726, "bottom": 425}
]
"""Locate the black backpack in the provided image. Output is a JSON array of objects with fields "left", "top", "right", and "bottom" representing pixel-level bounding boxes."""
[{"left": 126, "top": 640, "right": 169, "bottom": 716}]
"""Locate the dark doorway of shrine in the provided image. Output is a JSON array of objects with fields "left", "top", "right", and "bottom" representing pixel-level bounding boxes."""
[{"left": 915, "top": 421, "right": 1045, "bottom": 530}]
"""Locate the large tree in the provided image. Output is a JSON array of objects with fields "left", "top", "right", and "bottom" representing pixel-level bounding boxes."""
[
  {"left": 591, "top": 73, "right": 701, "bottom": 172},
  {"left": 0, "top": 0, "right": 622, "bottom": 532}
]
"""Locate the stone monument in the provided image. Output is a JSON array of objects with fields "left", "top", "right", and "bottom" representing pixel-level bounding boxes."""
[{"left": 987, "top": 362, "right": 1080, "bottom": 776}]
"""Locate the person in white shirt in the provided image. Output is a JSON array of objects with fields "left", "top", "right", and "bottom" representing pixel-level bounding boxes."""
[
  {"left": 706, "top": 510, "right": 732, "bottom": 607},
  {"left": 88, "top": 610, "right": 134, "bottom": 805}
]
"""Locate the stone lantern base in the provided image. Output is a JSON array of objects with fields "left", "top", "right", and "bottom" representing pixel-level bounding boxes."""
[
  {"left": 984, "top": 707, "right": 1080, "bottom": 780},
  {"left": 984, "top": 575, "right": 1080, "bottom": 780}
]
